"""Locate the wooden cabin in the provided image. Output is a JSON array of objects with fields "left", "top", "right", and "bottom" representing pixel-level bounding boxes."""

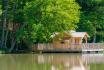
[
  {"left": 35, "top": 31, "right": 104, "bottom": 53},
  {"left": 51, "top": 31, "right": 89, "bottom": 48},
  {"left": 51, "top": 30, "right": 89, "bottom": 44}
]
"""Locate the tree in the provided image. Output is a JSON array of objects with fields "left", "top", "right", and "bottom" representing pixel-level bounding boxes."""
[
  {"left": 0, "top": 0, "right": 34, "bottom": 52},
  {"left": 23, "top": 0, "right": 80, "bottom": 43},
  {"left": 0, "top": 0, "right": 80, "bottom": 52},
  {"left": 0, "top": 2, "right": 2, "bottom": 37},
  {"left": 1, "top": 0, "right": 8, "bottom": 49},
  {"left": 77, "top": 0, "right": 104, "bottom": 42}
]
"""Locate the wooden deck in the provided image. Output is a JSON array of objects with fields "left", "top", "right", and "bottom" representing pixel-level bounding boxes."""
[
  {"left": 82, "top": 43, "right": 104, "bottom": 53},
  {"left": 33, "top": 43, "right": 104, "bottom": 53}
]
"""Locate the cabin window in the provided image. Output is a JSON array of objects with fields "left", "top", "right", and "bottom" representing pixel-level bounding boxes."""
[
  {"left": 75, "top": 38, "right": 79, "bottom": 44},
  {"left": 60, "top": 40, "right": 65, "bottom": 44}
]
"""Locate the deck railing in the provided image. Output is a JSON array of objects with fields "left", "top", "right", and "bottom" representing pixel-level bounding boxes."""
[
  {"left": 82, "top": 43, "right": 104, "bottom": 49},
  {"left": 34, "top": 43, "right": 104, "bottom": 51}
]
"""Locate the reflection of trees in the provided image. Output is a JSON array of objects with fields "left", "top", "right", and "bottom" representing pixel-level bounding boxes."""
[
  {"left": 0, "top": 54, "right": 104, "bottom": 70},
  {"left": 0, "top": 54, "right": 37, "bottom": 70},
  {"left": 0, "top": 54, "right": 89, "bottom": 70}
]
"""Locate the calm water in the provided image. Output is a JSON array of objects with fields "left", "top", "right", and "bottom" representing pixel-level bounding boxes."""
[{"left": 0, "top": 53, "right": 104, "bottom": 70}]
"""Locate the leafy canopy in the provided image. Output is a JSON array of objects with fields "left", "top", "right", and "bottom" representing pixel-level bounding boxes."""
[
  {"left": 23, "top": 0, "right": 80, "bottom": 43},
  {"left": 77, "top": 0, "right": 104, "bottom": 42}
]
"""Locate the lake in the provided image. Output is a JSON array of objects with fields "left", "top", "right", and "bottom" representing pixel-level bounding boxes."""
[{"left": 0, "top": 53, "right": 104, "bottom": 70}]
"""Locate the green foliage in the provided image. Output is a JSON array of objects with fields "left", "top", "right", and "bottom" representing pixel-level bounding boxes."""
[
  {"left": 0, "top": 0, "right": 104, "bottom": 52},
  {"left": 23, "top": 0, "right": 80, "bottom": 43},
  {"left": 77, "top": 0, "right": 104, "bottom": 42},
  {"left": 0, "top": 5, "right": 2, "bottom": 15},
  {"left": 0, "top": 3, "right": 2, "bottom": 37}
]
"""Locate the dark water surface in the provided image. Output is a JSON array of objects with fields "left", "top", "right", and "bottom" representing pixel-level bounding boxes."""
[{"left": 0, "top": 53, "right": 104, "bottom": 70}]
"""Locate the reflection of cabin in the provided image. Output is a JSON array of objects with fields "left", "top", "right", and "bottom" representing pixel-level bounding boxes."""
[
  {"left": 51, "top": 30, "right": 89, "bottom": 45},
  {"left": 37, "top": 54, "right": 89, "bottom": 70}
]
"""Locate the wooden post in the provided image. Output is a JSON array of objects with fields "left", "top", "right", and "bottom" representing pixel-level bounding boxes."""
[
  {"left": 85, "top": 37, "right": 88, "bottom": 47},
  {"left": 85, "top": 38, "right": 87, "bottom": 44},
  {"left": 84, "top": 35, "right": 88, "bottom": 47}
]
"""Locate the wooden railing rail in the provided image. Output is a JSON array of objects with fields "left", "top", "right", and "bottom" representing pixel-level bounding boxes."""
[{"left": 35, "top": 43, "right": 104, "bottom": 51}]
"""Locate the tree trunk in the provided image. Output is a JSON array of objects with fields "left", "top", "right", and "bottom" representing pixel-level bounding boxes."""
[
  {"left": 93, "top": 34, "right": 96, "bottom": 43},
  {"left": 1, "top": 0, "right": 8, "bottom": 48},
  {"left": 9, "top": 38, "right": 16, "bottom": 52},
  {"left": 4, "top": 30, "right": 8, "bottom": 48}
]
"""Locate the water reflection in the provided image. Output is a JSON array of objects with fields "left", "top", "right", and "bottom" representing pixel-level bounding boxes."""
[
  {"left": 0, "top": 54, "right": 104, "bottom": 70},
  {"left": 37, "top": 54, "right": 88, "bottom": 70}
]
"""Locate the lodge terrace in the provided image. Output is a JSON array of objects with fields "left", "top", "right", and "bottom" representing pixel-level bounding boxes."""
[{"left": 32, "top": 31, "right": 104, "bottom": 53}]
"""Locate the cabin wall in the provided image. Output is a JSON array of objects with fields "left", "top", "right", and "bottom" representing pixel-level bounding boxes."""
[
  {"left": 52, "top": 39, "right": 81, "bottom": 49},
  {"left": 52, "top": 34, "right": 88, "bottom": 49},
  {"left": 70, "top": 37, "right": 83, "bottom": 45},
  {"left": 52, "top": 39, "right": 71, "bottom": 48},
  {"left": 52, "top": 37, "right": 84, "bottom": 48}
]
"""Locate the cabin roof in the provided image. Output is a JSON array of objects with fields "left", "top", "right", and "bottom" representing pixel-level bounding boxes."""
[
  {"left": 51, "top": 30, "right": 89, "bottom": 38},
  {"left": 70, "top": 32, "right": 89, "bottom": 38}
]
